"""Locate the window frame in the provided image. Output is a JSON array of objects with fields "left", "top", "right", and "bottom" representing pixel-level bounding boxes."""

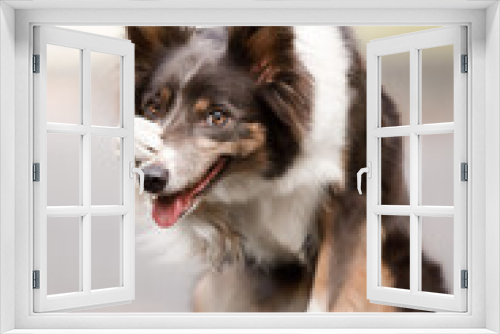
[
  {"left": 366, "top": 26, "right": 468, "bottom": 312},
  {"left": 0, "top": 3, "right": 497, "bottom": 333},
  {"left": 32, "top": 25, "right": 136, "bottom": 313}
]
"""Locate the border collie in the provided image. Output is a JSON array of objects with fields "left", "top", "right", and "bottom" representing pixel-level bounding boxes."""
[{"left": 128, "top": 26, "right": 446, "bottom": 312}]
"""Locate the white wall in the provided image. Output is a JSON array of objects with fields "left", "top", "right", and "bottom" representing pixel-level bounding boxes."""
[
  {"left": 485, "top": 2, "right": 500, "bottom": 333},
  {"left": 0, "top": 2, "right": 16, "bottom": 333}
]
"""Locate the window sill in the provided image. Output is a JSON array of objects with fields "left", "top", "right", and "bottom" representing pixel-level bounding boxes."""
[{"left": 4, "top": 329, "right": 497, "bottom": 334}]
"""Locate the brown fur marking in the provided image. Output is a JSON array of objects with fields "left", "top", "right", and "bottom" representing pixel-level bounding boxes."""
[
  {"left": 194, "top": 98, "right": 210, "bottom": 113},
  {"left": 331, "top": 248, "right": 395, "bottom": 312},
  {"left": 308, "top": 202, "right": 333, "bottom": 311},
  {"left": 238, "top": 123, "right": 266, "bottom": 156}
]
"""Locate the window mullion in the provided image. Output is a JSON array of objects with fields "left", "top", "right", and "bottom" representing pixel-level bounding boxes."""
[
  {"left": 409, "top": 47, "right": 420, "bottom": 294},
  {"left": 82, "top": 48, "right": 92, "bottom": 295},
  {"left": 417, "top": 47, "right": 424, "bottom": 293}
]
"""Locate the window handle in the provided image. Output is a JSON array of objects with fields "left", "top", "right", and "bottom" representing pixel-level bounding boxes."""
[
  {"left": 357, "top": 162, "right": 371, "bottom": 195},
  {"left": 129, "top": 162, "right": 144, "bottom": 194}
]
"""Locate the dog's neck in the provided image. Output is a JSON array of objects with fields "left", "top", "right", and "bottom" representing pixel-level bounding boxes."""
[{"left": 225, "top": 184, "right": 324, "bottom": 266}]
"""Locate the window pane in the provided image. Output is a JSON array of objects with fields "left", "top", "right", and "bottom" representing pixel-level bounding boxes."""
[
  {"left": 421, "top": 133, "right": 454, "bottom": 206},
  {"left": 47, "top": 133, "right": 81, "bottom": 206},
  {"left": 91, "top": 136, "right": 122, "bottom": 205},
  {"left": 380, "top": 52, "right": 410, "bottom": 126},
  {"left": 381, "top": 136, "right": 410, "bottom": 205},
  {"left": 47, "top": 217, "right": 81, "bottom": 295},
  {"left": 91, "top": 52, "right": 121, "bottom": 127},
  {"left": 420, "top": 217, "right": 453, "bottom": 294},
  {"left": 421, "top": 45, "right": 454, "bottom": 124},
  {"left": 91, "top": 215, "right": 122, "bottom": 290},
  {"left": 380, "top": 215, "right": 410, "bottom": 290},
  {"left": 47, "top": 45, "right": 81, "bottom": 124}
]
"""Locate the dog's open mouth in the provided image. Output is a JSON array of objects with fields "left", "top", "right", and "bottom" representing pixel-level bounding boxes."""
[{"left": 152, "top": 157, "right": 228, "bottom": 228}]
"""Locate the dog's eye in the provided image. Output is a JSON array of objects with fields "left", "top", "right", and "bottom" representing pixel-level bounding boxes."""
[{"left": 206, "top": 106, "right": 230, "bottom": 127}]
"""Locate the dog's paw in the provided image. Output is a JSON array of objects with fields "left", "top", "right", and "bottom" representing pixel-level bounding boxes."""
[
  {"left": 306, "top": 297, "right": 328, "bottom": 312},
  {"left": 135, "top": 116, "right": 163, "bottom": 162}
]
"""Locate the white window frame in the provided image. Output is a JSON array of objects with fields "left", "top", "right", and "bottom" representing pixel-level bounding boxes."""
[
  {"left": 32, "top": 25, "right": 136, "bottom": 313},
  {"left": 0, "top": 2, "right": 499, "bottom": 333},
  {"left": 366, "top": 26, "right": 468, "bottom": 312}
]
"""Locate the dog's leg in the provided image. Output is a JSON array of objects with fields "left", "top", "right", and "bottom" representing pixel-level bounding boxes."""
[
  {"left": 329, "top": 246, "right": 396, "bottom": 312},
  {"left": 306, "top": 208, "right": 331, "bottom": 312}
]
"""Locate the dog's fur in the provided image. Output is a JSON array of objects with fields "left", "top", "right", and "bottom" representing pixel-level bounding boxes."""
[{"left": 128, "top": 26, "right": 447, "bottom": 312}]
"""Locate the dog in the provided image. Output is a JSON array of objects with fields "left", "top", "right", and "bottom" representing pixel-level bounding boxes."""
[{"left": 127, "top": 26, "right": 447, "bottom": 312}]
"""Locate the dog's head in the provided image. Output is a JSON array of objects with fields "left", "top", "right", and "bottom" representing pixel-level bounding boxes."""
[{"left": 129, "top": 27, "right": 313, "bottom": 229}]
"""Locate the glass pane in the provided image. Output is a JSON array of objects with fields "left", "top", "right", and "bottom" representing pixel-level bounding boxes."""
[
  {"left": 380, "top": 215, "right": 410, "bottom": 290},
  {"left": 420, "top": 217, "right": 453, "bottom": 294},
  {"left": 47, "top": 45, "right": 81, "bottom": 124},
  {"left": 91, "top": 136, "right": 122, "bottom": 205},
  {"left": 421, "top": 45, "right": 454, "bottom": 124},
  {"left": 47, "top": 217, "right": 81, "bottom": 295},
  {"left": 47, "top": 133, "right": 81, "bottom": 206},
  {"left": 381, "top": 136, "right": 410, "bottom": 205},
  {"left": 91, "top": 52, "right": 121, "bottom": 127},
  {"left": 421, "top": 133, "right": 454, "bottom": 206},
  {"left": 380, "top": 52, "right": 410, "bottom": 126},
  {"left": 91, "top": 216, "right": 122, "bottom": 290}
]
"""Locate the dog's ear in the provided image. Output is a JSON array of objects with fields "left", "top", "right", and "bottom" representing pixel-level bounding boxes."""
[
  {"left": 126, "top": 27, "right": 193, "bottom": 86},
  {"left": 127, "top": 26, "right": 192, "bottom": 59},
  {"left": 227, "top": 27, "right": 311, "bottom": 168},
  {"left": 226, "top": 27, "right": 295, "bottom": 84}
]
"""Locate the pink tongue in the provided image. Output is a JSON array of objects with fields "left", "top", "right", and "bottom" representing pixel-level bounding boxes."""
[
  {"left": 152, "top": 159, "right": 226, "bottom": 228},
  {"left": 152, "top": 194, "right": 192, "bottom": 228}
]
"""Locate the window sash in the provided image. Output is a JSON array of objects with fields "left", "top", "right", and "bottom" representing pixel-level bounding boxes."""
[
  {"left": 366, "top": 26, "right": 468, "bottom": 312},
  {"left": 32, "top": 25, "right": 136, "bottom": 313}
]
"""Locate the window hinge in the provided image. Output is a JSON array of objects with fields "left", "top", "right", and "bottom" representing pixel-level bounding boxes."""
[
  {"left": 33, "top": 54, "right": 40, "bottom": 73},
  {"left": 33, "top": 270, "right": 40, "bottom": 289},
  {"left": 461, "top": 162, "right": 468, "bottom": 182},
  {"left": 33, "top": 163, "right": 40, "bottom": 182},
  {"left": 461, "top": 54, "right": 468, "bottom": 73},
  {"left": 461, "top": 270, "right": 468, "bottom": 289}
]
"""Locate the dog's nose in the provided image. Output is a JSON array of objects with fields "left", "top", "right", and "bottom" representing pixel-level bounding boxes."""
[{"left": 143, "top": 164, "right": 169, "bottom": 194}]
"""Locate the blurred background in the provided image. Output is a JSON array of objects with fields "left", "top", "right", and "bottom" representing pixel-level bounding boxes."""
[{"left": 45, "top": 26, "right": 454, "bottom": 312}]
